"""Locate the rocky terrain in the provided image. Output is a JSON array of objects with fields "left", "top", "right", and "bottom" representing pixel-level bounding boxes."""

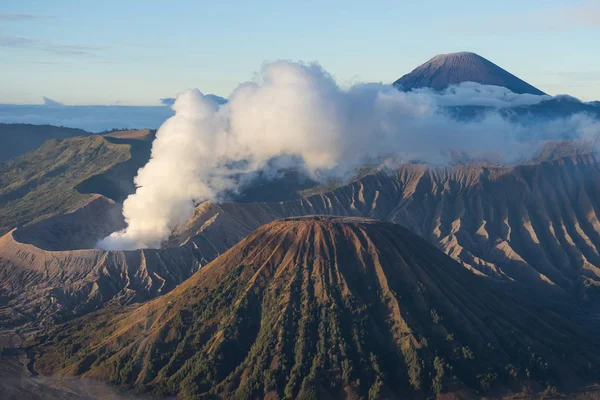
[
  {"left": 0, "top": 194, "right": 206, "bottom": 347},
  {"left": 171, "top": 154, "right": 600, "bottom": 303},
  {"left": 0, "top": 130, "right": 213, "bottom": 347},
  {"left": 394, "top": 52, "right": 546, "bottom": 95},
  {"left": 5, "top": 149, "right": 600, "bottom": 346},
  {"left": 31, "top": 217, "right": 600, "bottom": 398},
  {"left": 1, "top": 53, "right": 600, "bottom": 398}
]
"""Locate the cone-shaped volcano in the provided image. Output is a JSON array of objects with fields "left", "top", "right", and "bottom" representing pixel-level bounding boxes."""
[
  {"left": 394, "top": 52, "right": 546, "bottom": 95},
  {"left": 33, "top": 216, "right": 599, "bottom": 398}
]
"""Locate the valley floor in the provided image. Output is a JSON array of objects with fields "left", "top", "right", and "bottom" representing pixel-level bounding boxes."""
[
  {"left": 0, "top": 353, "right": 165, "bottom": 400},
  {"left": 3, "top": 353, "right": 600, "bottom": 400}
]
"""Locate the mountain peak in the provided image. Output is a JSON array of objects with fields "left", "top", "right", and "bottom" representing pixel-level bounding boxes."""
[
  {"left": 395, "top": 52, "right": 546, "bottom": 95},
  {"left": 431, "top": 51, "right": 480, "bottom": 59},
  {"left": 33, "top": 216, "right": 598, "bottom": 398}
]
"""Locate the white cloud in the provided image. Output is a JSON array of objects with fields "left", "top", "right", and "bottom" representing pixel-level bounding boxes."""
[
  {"left": 97, "top": 61, "right": 600, "bottom": 250},
  {"left": 0, "top": 34, "right": 105, "bottom": 56}
]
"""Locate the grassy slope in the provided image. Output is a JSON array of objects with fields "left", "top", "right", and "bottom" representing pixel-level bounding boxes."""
[
  {"left": 0, "top": 135, "right": 131, "bottom": 235},
  {"left": 0, "top": 123, "right": 91, "bottom": 163}
]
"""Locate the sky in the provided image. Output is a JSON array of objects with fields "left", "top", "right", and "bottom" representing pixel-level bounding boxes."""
[{"left": 0, "top": 0, "right": 599, "bottom": 105}]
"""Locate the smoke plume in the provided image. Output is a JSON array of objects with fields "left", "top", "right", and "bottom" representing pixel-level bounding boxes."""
[{"left": 97, "top": 61, "right": 600, "bottom": 250}]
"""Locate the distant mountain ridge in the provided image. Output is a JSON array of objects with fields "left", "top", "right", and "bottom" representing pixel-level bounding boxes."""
[
  {"left": 394, "top": 52, "right": 546, "bottom": 95},
  {"left": 0, "top": 123, "right": 90, "bottom": 163}
]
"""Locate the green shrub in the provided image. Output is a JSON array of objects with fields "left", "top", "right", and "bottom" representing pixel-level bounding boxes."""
[
  {"left": 368, "top": 377, "right": 384, "bottom": 399},
  {"left": 432, "top": 356, "right": 445, "bottom": 394},
  {"left": 477, "top": 372, "right": 497, "bottom": 391},
  {"left": 462, "top": 346, "right": 474, "bottom": 360}
]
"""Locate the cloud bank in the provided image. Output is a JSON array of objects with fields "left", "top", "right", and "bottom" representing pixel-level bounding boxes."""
[
  {"left": 0, "top": 34, "right": 104, "bottom": 56},
  {"left": 0, "top": 14, "right": 48, "bottom": 22},
  {"left": 413, "top": 82, "right": 552, "bottom": 107},
  {"left": 0, "top": 104, "right": 174, "bottom": 132},
  {"left": 97, "top": 61, "right": 600, "bottom": 250},
  {"left": 0, "top": 97, "right": 228, "bottom": 132}
]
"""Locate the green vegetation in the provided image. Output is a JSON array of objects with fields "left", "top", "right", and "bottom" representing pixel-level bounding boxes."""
[
  {"left": 477, "top": 372, "right": 498, "bottom": 391},
  {"left": 0, "top": 123, "right": 89, "bottom": 162},
  {"left": 432, "top": 356, "right": 445, "bottom": 394},
  {"left": 31, "top": 217, "right": 600, "bottom": 398},
  {"left": 0, "top": 135, "right": 131, "bottom": 235},
  {"left": 368, "top": 377, "right": 384, "bottom": 399},
  {"left": 430, "top": 308, "right": 441, "bottom": 324},
  {"left": 461, "top": 346, "right": 474, "bottom": 360}
]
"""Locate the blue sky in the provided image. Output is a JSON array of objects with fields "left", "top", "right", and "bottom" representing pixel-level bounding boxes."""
[{"left": 0, "top": 0, "right": 598, "bottom": 105}]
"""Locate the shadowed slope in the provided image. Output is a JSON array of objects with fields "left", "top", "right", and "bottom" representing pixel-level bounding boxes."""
[
  {"left": 75, "top": 130, "right": 154, "bottom": 202},
  {"left": 33, "top": 217, "right": 600, "bottom": 398},
  {"left": 0, "top": 130, "right": 152, "bottom": 236},
  {"left": 394, "top": 52, "right": 546, "bottom": 95}
]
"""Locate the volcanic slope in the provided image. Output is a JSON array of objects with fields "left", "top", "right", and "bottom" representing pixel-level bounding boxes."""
[
  {"left": 0, "top": 129, "right": 313, "bottom": 338},
  {"left": 169, "top": 153, "right": 600, "bottom": 302},
  {"left": 394, "top": 52, "right": 546, "bottom": 95},
  {"left": 0, "top": 130, "right": 206, "bottom": 345},
  {"left": 33, "top": 217, "right": 600, "bottom": 399},
  {"left": 0, "top": 123, "right": 90, "bottom": 163},
  {"left": 6, "top": 150, "right": 600, "bottom": 341},
  {"left": 0, "top": 129, "right": 153, "bottom": 236},
  {"left": 0, "top": 195, "right": 205, "bottom": 347}
]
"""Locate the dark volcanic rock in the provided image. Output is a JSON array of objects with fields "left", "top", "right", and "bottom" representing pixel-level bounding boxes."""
[{"left": 394, "top": 52, "right": 546, "bottom": 95}]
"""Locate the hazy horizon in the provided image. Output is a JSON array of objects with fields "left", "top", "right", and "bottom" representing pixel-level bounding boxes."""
[{"left": 1, "top": 0, "right": 599, "bottom": 106}]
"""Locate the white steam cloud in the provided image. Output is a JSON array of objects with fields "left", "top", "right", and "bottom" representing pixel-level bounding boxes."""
[
  {"left": 414, "top": 82, "right": 552, "bottom": 107},
  {"left": 97, "top": 61, "right": 600, "bottom": 250}
]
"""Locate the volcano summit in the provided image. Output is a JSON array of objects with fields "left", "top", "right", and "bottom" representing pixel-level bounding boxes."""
[
  {"left": 394, "top": 52, "right": 546, "bottom": 95},
  {"left": 32, "top": 216, "right": 600, "bottom": 398}
]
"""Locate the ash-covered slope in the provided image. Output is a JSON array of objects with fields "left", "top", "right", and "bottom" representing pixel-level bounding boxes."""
[
  {"left": 0, "top": 129, "right": 184, "bottom": 343},
  {"left": 5, "top": 151, "right": 600, "bottom": 344},
  {"left": 0, "top": 195, "right": 208, "bottom": 345},
  {"left": 394, "top": 52, "right": 546, "bottom": 95},
  {"left": 173, "top": 153, "right": 600, "bottom": 301},
  {"left": 33, "top": 217, "right": 600, "bottom": 398}
]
